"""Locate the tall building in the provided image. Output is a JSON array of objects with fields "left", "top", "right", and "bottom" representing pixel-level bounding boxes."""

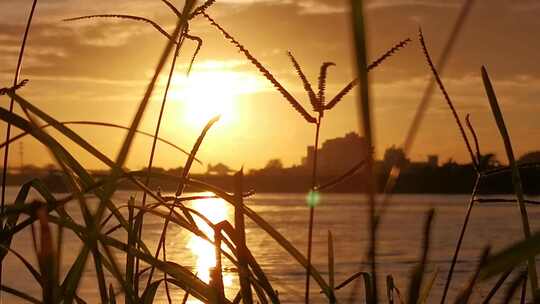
[{"left": 302, "top": 132, "right": 369, "bottom": 175}]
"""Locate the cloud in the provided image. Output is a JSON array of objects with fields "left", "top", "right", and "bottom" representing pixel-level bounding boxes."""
[
  {"left": 296, "top": 1, "right": 346, "bottom": 14},
  {"left": 366, "top": 0, "right": 461, "bottom": 9},
  {"left": 71, "top": 22, "right": 150, "bottom": 47}
]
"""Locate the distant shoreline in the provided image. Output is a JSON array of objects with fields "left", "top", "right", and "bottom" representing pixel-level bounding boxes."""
[{"left": 4, "top": 166, "right": 540, "bottom": 194}]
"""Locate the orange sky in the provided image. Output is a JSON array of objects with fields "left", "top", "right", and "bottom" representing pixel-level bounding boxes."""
[{"left": 1, "top": 0, "right": 540, "bottom": 173}]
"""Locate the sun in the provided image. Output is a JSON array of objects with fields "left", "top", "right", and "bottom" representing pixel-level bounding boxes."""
[{"left": 170, "top": 69, "right": 264, "bottom": 128}]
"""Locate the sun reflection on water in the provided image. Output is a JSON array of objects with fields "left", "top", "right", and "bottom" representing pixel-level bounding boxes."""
[{"left": 186, "top": 194, "right": 234, "bottom": 302}]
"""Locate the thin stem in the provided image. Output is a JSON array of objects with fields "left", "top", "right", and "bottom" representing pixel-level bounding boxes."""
[
  {"left": 418, "top": 28, "right": 479, "bottom": 172},
  {"left": 0, "top": 1, "right": 38, "bottom": 301},
  {"left": 475, "top": 198, "right": 540, "bottom": 205},
  {"left": 305, "top": 115, "right": 322, "bottom": 304},
  {"left": 520, "top": 273, "right": 528, "bottom": 304},
  {"left": 440, "top": 175, "right": 480, "bottom": 303},
  {"left": 1, "top": 0, "right": 37, "bottom": 217},
  {"left": 163, "top": 246, "right": 173, "bottom": 304},
  {"left": 481, "top": 269, "right": 513, "bottom": 304},
  {"left": 465, "top": 114, "right": 481, "bottom": 165},
  {"left": 135, "top": 34, "right": 182, "bottom": 296}
]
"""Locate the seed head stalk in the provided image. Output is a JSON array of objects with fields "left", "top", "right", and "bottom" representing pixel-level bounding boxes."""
[{"left": 305, "top": 113, "right": 322, "bottom": 303}]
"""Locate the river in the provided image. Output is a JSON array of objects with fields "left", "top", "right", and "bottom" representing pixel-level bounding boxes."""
[{"left": 2, "top": 187, "right": 540, "bottom": 303}]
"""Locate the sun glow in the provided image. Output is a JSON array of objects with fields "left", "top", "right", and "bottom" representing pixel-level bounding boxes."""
[{"left": 170, "top": 70, "right": 264, "bottom": 128}]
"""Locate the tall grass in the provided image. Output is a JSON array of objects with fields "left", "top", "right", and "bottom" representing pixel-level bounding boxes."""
[{"left": 1, "top": 0, "right": 540, "bottom": 303}]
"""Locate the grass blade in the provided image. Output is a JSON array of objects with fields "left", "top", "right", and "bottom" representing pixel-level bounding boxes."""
[
  {"left": 336, "top": 271, "right": 374, "bottom": 301},
  {"left": 0, "top": 120, "right": 200, "bottom": 163},
  {"left": 350, "top": 1, "right": 377, "bottom": 303},
  {"left": 0, "top": 285, "right": 41, "bottom": 304},
  {"left": 37, "top": 206, "right": 56, "bottom": 303},
  {"left": 481, "top": 66, "right": 539, "bottom": 299},
  {"left": 502, "top": 271, "right": 527, "bottom": 304},
  {"left": 328, "top": 231, "right": 336, "bottom": 304},
  {"left": 176, "top": 115, "right": 220, "bottom": 195},
  {"left": 417, "top": 267, "right": 438, "bottom": 304},
  {"left": 213, "top": 223, "right": 226, "bottom": 303},
  {"left": 481, "top": 269, "right": 512, "bottom": 304},
  {"left": 454, "top": 247, "right": 490, "bottom": 304},
  {"left": 316, "top": 160, "right": 366, "bottom": 192},
  {"left": 407, "top": 209, "right": 434, "bottom": 304},
  {"left": 386, "top": 275, "right": 405, "bottom": 304},
  {"left": 160, "top": 0, "right": 182, "bottom": 18},
  {"left": 141, "top": 280, "right": 162, "bottom": 304},
  {"left": 234, "top": 170, "right": 253, "bottom": 304},
  {"left": 126, "top": 196, "right": 135, "bottom": 301}
]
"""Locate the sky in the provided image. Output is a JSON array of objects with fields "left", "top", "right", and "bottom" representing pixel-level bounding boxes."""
[{"left": 1, "top": 0, "right": 540, "bottom": 173}]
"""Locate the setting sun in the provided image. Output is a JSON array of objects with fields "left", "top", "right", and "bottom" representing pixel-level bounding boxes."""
[{"left": 170, "top": 69, "right": 264, "bottom": 128}]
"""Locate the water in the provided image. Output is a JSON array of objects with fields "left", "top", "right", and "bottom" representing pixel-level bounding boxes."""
[{"left": 2, "top": 186, "right": 540, "bottom": 303}]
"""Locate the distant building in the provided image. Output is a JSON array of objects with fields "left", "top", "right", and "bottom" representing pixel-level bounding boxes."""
[
  {"left": 206, "top": 163, "right": 234, "bottom": 175},
  {"left": 302, "top": 132, "right": 369, "bottom": 175},
  {"left": 409, "top": 155, "right": 441, "bottom": 170}
]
